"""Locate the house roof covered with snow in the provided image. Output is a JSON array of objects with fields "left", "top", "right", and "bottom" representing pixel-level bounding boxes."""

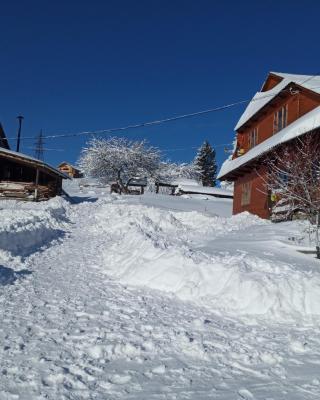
[
  {"left": 218, "top": 105, "right": 320, "bottom": 180},
  {"left": 235, "top": 72, "right": 320, "bottom": 131},
  {"left": 0, "top": 147, "right": 69, "bottom": 179}
]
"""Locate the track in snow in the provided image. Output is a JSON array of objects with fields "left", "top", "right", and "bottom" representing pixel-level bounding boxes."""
[{"left": 0, "top": 196, "right": 320, "bottom": 399}]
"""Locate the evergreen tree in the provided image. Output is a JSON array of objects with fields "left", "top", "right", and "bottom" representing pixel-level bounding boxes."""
[{"left": 195, "top": 140, "right": 217, "bottom": 186}]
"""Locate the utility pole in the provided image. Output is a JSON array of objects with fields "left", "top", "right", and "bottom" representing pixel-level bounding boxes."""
[
  {"left": 34, "top": 129, "right": 45, "bottom": 161},
  {"left": 16, "top": 115, "right": 24, "bottom": 152}
]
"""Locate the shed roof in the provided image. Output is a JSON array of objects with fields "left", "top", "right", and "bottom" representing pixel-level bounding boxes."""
[
  {"left": 235, "top": 72, "right": 320, "bottom": 131},
  {"left": 0, "top": 148, "right": 69, "bottom": 179},
  {"left": 178, "top": 184, "right": 233, "bottom": 197},
  {"left": 218, "top": 105, "right": 320, "bottom": 180}
]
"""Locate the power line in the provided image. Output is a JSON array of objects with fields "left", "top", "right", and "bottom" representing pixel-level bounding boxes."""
[
  {"left": 162, "top": 142, "right": 232, "bottom": 152},
  {"left": 6, "top": 81, "right": 320, "bottom": 142},
  {"left": 6, "top": 98, "right": 252, "bottom": 141},
  {"left": 25, "top": 146, "right": 65, "bottom": 151}
]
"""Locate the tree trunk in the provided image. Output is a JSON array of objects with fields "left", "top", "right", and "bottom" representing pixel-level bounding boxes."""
[
  {"left": 316, "top": 212, "right": 320, "bottom": 259},
  {"left": 116, "top": 171, "right": 127, "bottom": 194}
]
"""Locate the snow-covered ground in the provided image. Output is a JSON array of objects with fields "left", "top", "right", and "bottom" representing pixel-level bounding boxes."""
[{"left": 1, "top": 186, "right": 320, "bottom": 399}]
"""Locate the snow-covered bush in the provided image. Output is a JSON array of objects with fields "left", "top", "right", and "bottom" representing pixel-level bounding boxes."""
[
  {"left": 266, "top": 133, "right": 320, "bottom": 252},
  {"left": 78, "top": 137, "right": 161, "bottom": 191},
  {"left": 220, "top": 180, "right": 234, "bottom": 192},
  {"left": 156, "top": 161, "right": 200, "bottom": 183}
]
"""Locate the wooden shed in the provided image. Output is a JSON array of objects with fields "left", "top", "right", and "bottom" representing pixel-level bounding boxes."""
[
  {"left": 0, "top": 148, "right": 69, "bottom": 201},
  {"left": 155, "top": 181, "right": 178, "bottom": 195}
]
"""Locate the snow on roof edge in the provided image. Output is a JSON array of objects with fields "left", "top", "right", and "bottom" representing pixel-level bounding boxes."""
[
  {"left": 218, "top": 105, "right": 320, "bottom": 180},
  {"left": 0, "top": 147, "right": 69, "bottom": 179},
  {"left": 234, "top": 72, "right": 320, "bottom": 131}
]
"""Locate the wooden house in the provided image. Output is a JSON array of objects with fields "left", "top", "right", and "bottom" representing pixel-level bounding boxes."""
[
  {"left": 0, "top": 148, "right": 68, "bottom": 201},
  {"left": 218, "top": 72, "right": 320, "bottom": 219},
  {"left": 57, "top": 162, "right": 83, "bottom": 178}
]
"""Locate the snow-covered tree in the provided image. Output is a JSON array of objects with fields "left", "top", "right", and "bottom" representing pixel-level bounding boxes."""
[
  {"left": 78, "top": 137, "right": 161, "bottom": 192},
  {"left": 265, "top": 133, "right": 320, "bottom": 255},
  {"left": 220, "top": 180, "right": 234, "bottom": 192},
  {"left": 156, "top": 161, "right": 200, "bottom": 183},
  {"left": 195, "top": 141, "right": 217, "bottom": 186}
]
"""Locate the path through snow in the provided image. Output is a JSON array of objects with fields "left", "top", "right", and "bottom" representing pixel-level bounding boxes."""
[{"left": 1, "top": 196, "right": 320, "bottom": 399}]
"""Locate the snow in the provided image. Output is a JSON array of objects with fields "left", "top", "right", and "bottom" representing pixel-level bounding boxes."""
[
  {"left": 171, "top": 178, "right": 200, "bottom": 186},
  {"left": 1, "top": 189, "right": 320, "bottom": 398},
  {"left": 177, "top": 184, "right": 233, "bottom": 197},
  {"left": 235, "top": 72, "right": 320, "bottom": 130},
  {"left": 218, "top": 105, "right": 320, "bottom": 179},
  {"left": 0, "top": 197, "right": 68, "bottom": 257}
]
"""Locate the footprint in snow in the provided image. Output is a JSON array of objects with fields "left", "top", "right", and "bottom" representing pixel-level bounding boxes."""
[
  {"left": 238, "top": 388, "right": 254, "bottom": 399},
  {"left": 108, "top": 374, "right": 131, "bottom": 385}
]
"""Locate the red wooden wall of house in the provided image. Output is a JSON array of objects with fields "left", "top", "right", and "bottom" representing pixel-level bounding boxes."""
[{"left": 232, "top": 88, "right": 320, "bottom": 219}]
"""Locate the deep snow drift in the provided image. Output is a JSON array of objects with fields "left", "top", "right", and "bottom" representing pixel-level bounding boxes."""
[
  {"left": 0, "top": 197, "right": 68, "bottom": 258},
  {"left": 92, "top": 200, "right": 320, "bottom": 321},
  {"left": 1, "top": 192, "right": 320, "bottom": 399}
]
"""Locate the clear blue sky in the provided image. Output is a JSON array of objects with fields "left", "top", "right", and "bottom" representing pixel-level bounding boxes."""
[{"left": 0, "top": 0, "right": 319, "bottom": 170}]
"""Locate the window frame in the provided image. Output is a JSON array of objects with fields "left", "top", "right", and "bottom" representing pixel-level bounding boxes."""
[
  {"left": 248, "top": 127, "right": 258, "bottom": 149},
  {"left": 241, "top": 182, "right": 252, "bottom": 206},
  {"left": 273, "top": 104, "right": 288, "bottom": 134}
]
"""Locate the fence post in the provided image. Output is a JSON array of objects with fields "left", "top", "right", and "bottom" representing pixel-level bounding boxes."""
[{"left": 34, "top": 168, "right": 39, "bottom": 201}]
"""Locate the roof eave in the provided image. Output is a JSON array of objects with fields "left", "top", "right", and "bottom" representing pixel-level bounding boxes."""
[{"left": 0, "top": 150, "right": 70, "bottom": 179}]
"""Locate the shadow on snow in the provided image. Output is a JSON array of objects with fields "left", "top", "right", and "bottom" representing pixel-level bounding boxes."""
[{"left": 0, "top": 265, "right": 32, "bottom": 286}]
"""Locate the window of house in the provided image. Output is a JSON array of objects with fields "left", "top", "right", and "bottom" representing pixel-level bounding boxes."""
[
  {"left": 241, "top": 182, "right": 252, "bottom": 206},
  {"left": 273, "top": 105, "right": 288, "bottom": 134},
  {"left": 248, "top": 127, "right": 258, "bottom": 149}
]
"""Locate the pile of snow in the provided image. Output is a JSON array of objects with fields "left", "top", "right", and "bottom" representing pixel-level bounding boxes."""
[
  {"left": 0, "top": 197, "right": 69, "bottom": 258},
  {"left": 94, "top": 202, "right": 320, "bottom": 321}
]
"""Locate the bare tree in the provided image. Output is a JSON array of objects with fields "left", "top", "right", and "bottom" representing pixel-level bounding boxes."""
[
  {"left": 78, "top": 137, "right": 161, "bottom": 193},
  {"left": 265, "top": 132, "right": 320, "bottom": 254}
]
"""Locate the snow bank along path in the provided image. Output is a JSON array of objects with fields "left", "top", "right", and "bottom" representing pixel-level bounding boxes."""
[
  {"left": 2, "top": 195, "right": 320, "bottom": 321},
  {"left": 0, "top": 198, "right": 68, "bottom": 258},
  {"left": 1, "top": 196, "right": 320, "bottom": 399},
  {"left": 92, "top": 201, "right": 320, "bottom": 321}
]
